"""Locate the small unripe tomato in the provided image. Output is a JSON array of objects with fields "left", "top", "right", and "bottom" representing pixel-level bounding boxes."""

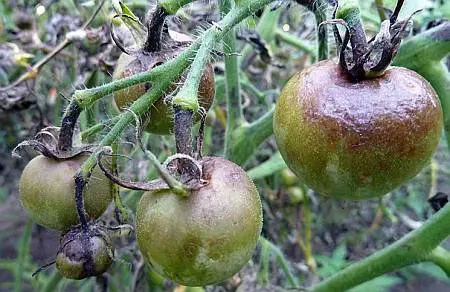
[
  {"left": 19, "top": 155, "right": 112, "bottom": 230},
  {"left": 56, "top": 227, "right": 113, "bottom": 279},
  {"left": 274, "top": 60, "right": 443, "bottom": 199},
  {"left": 280, "top": 168, "right": 298, "bottom": 187},
  {"left": 136, "top": 157, "right": 263, "bottom": 286},
  {"left": 113, "top": 48, "right": 215, "bottom": 135},
  {"left": 287, "top": 187, "right": 304, "bottom": 204}
]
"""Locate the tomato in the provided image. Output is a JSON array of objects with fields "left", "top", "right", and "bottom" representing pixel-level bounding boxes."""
[
  {"left": 274, "top": 60, "right": 443, "bottom": 199},
  {"left": 280, "top": 168, "right": 298, "bottom": 187},
  {"left": 136, "top": 157, "right": 263, "bottom": 286},
  {"left": 56, "top": 227, "right": 113, "bottom": 279},
  {"left": 113, "top": 49, "right": 215, "bottom": 135},
  {"left": 287, "top": 187, "right": 304, "bottom": 204},
  {"left": 19, "top": 155, "right": 112, "bottom": 230}
]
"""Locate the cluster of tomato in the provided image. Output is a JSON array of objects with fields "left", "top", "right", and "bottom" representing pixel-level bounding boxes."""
[{"left": 16, "top": 3, "right": 443, "bottom": 288}]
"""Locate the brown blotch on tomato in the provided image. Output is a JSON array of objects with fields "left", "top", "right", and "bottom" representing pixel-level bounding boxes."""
[{"left": 274, "top": 60, "right": 443, "bottom": 199}]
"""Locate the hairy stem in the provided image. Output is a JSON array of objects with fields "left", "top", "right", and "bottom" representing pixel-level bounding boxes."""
[{"left": 312, "top": 203, "right": 450, "bottom": 292}]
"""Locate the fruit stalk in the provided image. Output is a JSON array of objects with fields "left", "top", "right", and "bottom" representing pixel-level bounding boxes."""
[
  {"left": 144, "top": 6, "right": 168, "bottom": 52},
  {"left": 311, "top": 203, "right": 450, "bottom": 292},
  {"left": 336, "top": 0, "right": 368, "bottom": 64}
]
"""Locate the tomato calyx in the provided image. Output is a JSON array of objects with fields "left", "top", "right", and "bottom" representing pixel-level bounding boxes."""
[
  {"left": 96, "top": 148, "right": 207, "bottom": 195},
  {"left": 327, "top": 0, "right": 415, "bottom": 81},
  {"left": 12, "top": 126, "right": 95, "bottom": 160}
]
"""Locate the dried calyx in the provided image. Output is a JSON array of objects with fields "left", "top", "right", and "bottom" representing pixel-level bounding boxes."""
[
  {"left": 12, "top": 125, "right": 95, "bottom": 160},
  {"left": 330, "top": 0, "right": 414, "bottom": 80},
  {"left": 96, "top": 148, "right": 207, "bottom": 194}
]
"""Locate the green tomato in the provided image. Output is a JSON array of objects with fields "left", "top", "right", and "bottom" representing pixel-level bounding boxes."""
[
  {"left": 113, "top": 49, "right": 215, "bottom": 135},
  {"left": 19, "top": 155, "right": 112, "bottom": 230},
  {"left": 287, "top": 187, "right": 304, "bottom": 204},
  {"left": 280, "top": 168, "right": 298, "bottom": 187},
  {"left": 274, "top": 60, "right": 443, "bottom": 199},
  {"left": 136, "top": 157, "right": 263, "bottom": 286}
]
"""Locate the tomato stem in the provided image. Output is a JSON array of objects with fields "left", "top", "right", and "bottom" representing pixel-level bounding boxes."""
[
  {"left": 58, "top": 102, "right": 82, "bottom": 152},
  {"left": 143, "top": 6, "right": 168, "bottom": 53},
  {"left": 74, "top": 173, "right": 90, "bottom": 230},
  {"left": 311, "top": 203, "right": 450, "bottom": 292}
]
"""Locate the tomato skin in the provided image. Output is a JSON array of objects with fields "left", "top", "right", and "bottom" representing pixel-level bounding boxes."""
[
  {"left": 274, "top": 60, "right": 443, "bottom": 199},
  {"left": 19, "top": 155, "right": 112, "bottom": 230},
  {"left": 56, "top": 228, "right": 113, "bottom": 280},
  {"left": 113, "top": 51, "right": 215, "bottom": 135},
  {"left": 136, "top": 157, "right": 263, "bottom": 286}
]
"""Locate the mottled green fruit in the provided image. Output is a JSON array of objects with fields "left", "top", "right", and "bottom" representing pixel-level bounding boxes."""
[
  {"left": 280, "top": 168, "right": 298, "bottom": 187},
  {"left": 56, "top": 227, "right": 113, "bottom": 279},
  {"left": 287, "top": 187, "right": 304, "bottom": 204},
  {"left": 113, "top": 49, "right": 215, "bottom": 135},
  {"left": 136, "top": 157, "right": 263, "bottom": 286},
  {"left": 19, "top": 155, "right": 112, "bottom": 230},
  {"left": 274, "top": 60, "right": 443, "bottom": 199}
]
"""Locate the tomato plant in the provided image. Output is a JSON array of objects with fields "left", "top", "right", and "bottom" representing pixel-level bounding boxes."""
[{"left": 2, "top": 0, "right": 450, "bottom": 291}]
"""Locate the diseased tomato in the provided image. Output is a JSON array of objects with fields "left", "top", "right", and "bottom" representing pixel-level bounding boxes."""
[
  {"left": 56, "top": 226, "right": 113, "bottom": 279},
  {"left": 19, "top": 155, "right": 112, "bottom": 230},
  {"left": 274, "top": 60, "right": 443, "bottom": 199},
  {"left": 136, "top": 157, "right": 263, "bottom": 286},
  {"left": 113, "top": 48, "right": 215, "bottom": 135}
]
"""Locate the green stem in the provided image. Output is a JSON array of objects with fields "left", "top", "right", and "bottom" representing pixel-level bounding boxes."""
[
  {"left": 418, "top": 63, "right": 450, "bottom": 153},
  {"left": 247, "top": 151, "right": 287, "bottom": 180},
  {"left": 173, "top": 28, "right": 215, "bottom": 111},
  {"left": 312, "top": 0, "right": 332, "bottom": 61},
  {"left": 261, "top": 237, "right": 299, "bottom": 288},
  {"left": 275, "top": 29, "right": 316, "bottom": 57},
  {"left": 311, "top": 203, "right": 450, "bottom": 292},
  {"left": 228, "top": 106, "right": 274, "bottom": 165},
  {"left": 41, "top": 270, "right": 63, "bottom": 292},
  {"left": 158, "top": 0, "right": 194, "bottom": 14},
  {"left": 81, "top": 115, "right": 121, "bottom": 141},
  {"left": 221, "top": 0, "right": 245, "bottom": 159},
  {"left": 425, "top": 246, "right": 450, "bottom": 277},
  {"left": 375, "top": 0, "right": 387, "bottom": 21},
  {"left": 14, "top": 220, "right": 32, "bottom": 292}
]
